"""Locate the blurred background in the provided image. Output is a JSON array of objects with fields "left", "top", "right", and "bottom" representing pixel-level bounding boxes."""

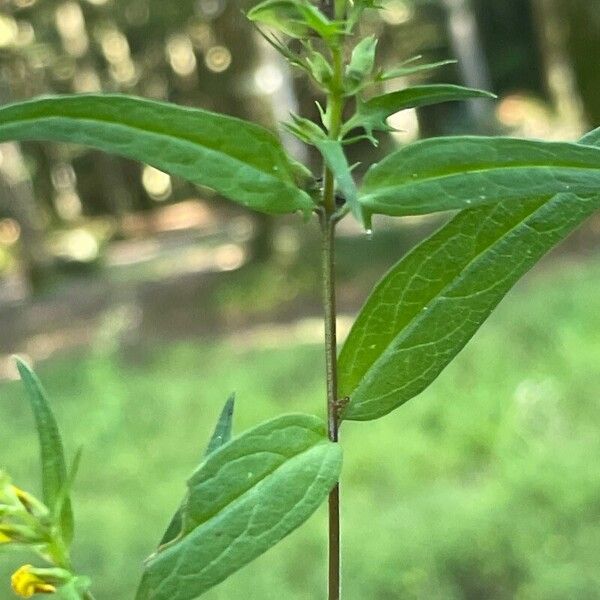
[{"left": 0, "top": 0, "right": 599, "bottom": 598}]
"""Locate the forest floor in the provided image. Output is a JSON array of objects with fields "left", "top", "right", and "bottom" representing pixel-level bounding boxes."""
[
  {"left": 0, "top": 199, "right": 599, "bottom": 382},
  {"left": 0, "top": 201, "right": 440, "bottom": 377}
]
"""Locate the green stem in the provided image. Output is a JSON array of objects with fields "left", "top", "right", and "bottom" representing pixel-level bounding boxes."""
[
  {"left": 320, "top": 211, "right": 340, "bottom": 600},
  {"left": 320, "top": 216, "right": 339, "bottom": 447},
  {"left": 321, "top": 9, "right": 347, "bottom": 596}
]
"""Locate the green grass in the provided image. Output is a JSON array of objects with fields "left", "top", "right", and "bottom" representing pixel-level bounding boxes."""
[{"left": 2, "top": 255, "right": 600, "bottom": 599}]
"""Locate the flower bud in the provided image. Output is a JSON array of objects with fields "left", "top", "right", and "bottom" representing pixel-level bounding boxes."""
[
  {"left": 0, "top": 523, "right": 45, "bottom": 544},
  {"left": 11, "top": 564, "right": 72, "bottom": 598}
]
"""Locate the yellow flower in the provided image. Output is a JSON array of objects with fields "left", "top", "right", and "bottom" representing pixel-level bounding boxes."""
[
  {"left": 11, "top": 565, "right": 56, "bottom": 597},
  {"left": 0, "top": 530, "right": 10, "bottom": 543}
]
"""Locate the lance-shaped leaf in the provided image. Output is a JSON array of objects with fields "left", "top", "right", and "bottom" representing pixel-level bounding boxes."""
[
  {"left": 15, "top": 358, "right": 73, "bottom": 543},
  {"left": 0, "top": 94, "right": 314, "bottom": 215},
  {"left": 345, "top": 36, "right": 378, "bottom": 94},
  {"left": 342, "top": 85, "right": 495, "bottom": 136},
  {"left": 340, "top": 127, "right": 600, "bottom": 419},
  {"left": 304, "top": 45, "right": 333, "bottom": 88},
  {"left": 136, "top": 414, "right": 342, "bottom": 600},
  {"left": 376, "top": 57, "right": 457, "bottom": 81},
  {"left": 281, "top": 117, "right": 362, "bottom": 222},
  {"left": 204, "top": 394, "right": 235, "bottom": 455},
  {"left": 341, "top": 193, "right": 600, "bottom": 420},
  {"left": 339, "top": 186, "right": 600, "bottom": 420},
  {"left": 159, "top": 395, "right": 235, "bottom": 547},
  {"left": 314, "top": 139, "right": 362, "bottom": 221},
  {"left": 255, "top": 29, "right": 307, "bottom": 71},
  {"left": 247, "top": 0, "right": 343, "bottom": 40},
  {"left": 359, "top": 136, "right": 600, "bottom": 225},
  {"left": 284, "top": 112, "right": 328, "bottom": 145}
]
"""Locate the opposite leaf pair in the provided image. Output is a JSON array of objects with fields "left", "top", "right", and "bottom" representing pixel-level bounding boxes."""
[
  {"left": 11, "top": 360, "right": 341, "bottom": 600},
  {"left": 5, "top": 95, "right": 600, "bottom": 229},
  {"left": 137, "top": 403, "right": 341, "bottom": 600}
]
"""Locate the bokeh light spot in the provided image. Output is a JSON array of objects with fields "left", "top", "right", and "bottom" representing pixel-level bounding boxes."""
[
  {"left": 142, "top": 165, "right": 172, "bottom": 201},
  {"left": 0, "top": 219, "right": 21, "bottom": 246},
  {"left": 0, "top": 15, "right": 18, "bottom": 47},
  {"left": 167, "top": 34, "right": 197, "bottom": 77},
  {"left": 381, "top": 0, "right": 413, "bottom": 25},
  {"left": 254, "top": 64, "right": 283, "bottom": 94},
  {"left": 205, "top": 45, "right": 231, "bottom": 73}
]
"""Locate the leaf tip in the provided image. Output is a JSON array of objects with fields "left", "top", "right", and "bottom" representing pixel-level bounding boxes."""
[
  {"left": 13, "top": 354, "right": 36, "bottom": 383},
  {"left": 224, "top": 392, "right": 235, "bottom": 417},
  {"left": 354, "top": 203, "right": 372, "bottom": 230},
  {"left": 13, "top": 353, "right": 29, "bottom": 371}
]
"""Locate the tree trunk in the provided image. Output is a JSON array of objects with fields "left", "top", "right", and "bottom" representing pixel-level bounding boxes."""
[
  {"left": 530, "top": 0, "right": 587, "bottom": 137},
  {"left": 559, "top": 0, "right": 600, "bottom": 126},
  {"left": 0, "top": 142, "right": 52, "bottom": 293},
  {"left": 441, "top": 0, "right": 495, "bottom": 132}
]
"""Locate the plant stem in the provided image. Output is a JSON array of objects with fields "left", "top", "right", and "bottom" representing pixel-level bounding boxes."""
[
  {"left": 320, "top": 211, "right": 340, "bottom": 600},
  {"left": 320, "top": 216, "right": 339, "bottom": 443},
  {"left": 321, "top": 7, "right": 346, "bottom": 594}
]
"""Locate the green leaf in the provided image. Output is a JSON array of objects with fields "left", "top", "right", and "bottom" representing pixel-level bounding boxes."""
[
  {"left": 304, "top": 45, "right": 333, "bottom": 88},
  {"left": 580, "top": 126, "right": 600, "bottom": 146},
  {"left": 342, "top": 85, "right": 495, "bottom": 136},
  {"left": 283, "top": 112, "right": 328, "bottom": 145},
  {"left": 136, "top": 414, "right": 342, "bottom": 600},
  {"left": 359, "top": 136, "right": 600, "bottom": 225},
  {"left": 52, "top": 447, "right": 82, "bottom": 531},
  {"left": 0, "top": 94, "right": 314, "bottom": 216},
  {"left": 254, "top": 28, "right": 307, "bottom": 70},
  {"left": 339, "top": 130, "right": 600, "bottom": 419},
  {"left": 14, "top": 357, "right": 73, "bottom": 544},
  {"left": 205, "top": 394, "right": 235, "bottom": 455},
  {"left": 248, "top": 0, "right": 308, "bottom": 38},
  {"left": 377, "top": 58, "right": 457, "bottom": 81},
  {"left": 341, "top": 131, "right": 600, "bottom": 420},
  {"left": 247, "top": 0, "right": 343, "bottom": 40},
  {"left": 313, "top": 139, "right": 362, "bottom": 222},
  {"left": 345, "top": 36, "right": 378, "bottom": 93},
  {"left": 159, "top": 395, "right": 236, "bottom": 547}
]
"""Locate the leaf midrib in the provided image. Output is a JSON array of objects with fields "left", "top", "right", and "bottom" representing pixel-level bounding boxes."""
[
  {"left": 176, "top": 440, "right": 330, "bottom": 542},
  {"left": 362, "top": 86, "right": 493, "bottom": 110},
  {"left": 344, "top": 195, "right": 557, "bottom": 399},
  {"left": 148, "top": 448, "right": 333, "bottom": 600},
  {"left": 361, "top": 161, "right": 600, "bottom": 199},
  {"left": 340, "top": 204, "right": 504, "bottom": 390},
  {"left": 1, "top": 111, "right": 294, "bottom": 184}
]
